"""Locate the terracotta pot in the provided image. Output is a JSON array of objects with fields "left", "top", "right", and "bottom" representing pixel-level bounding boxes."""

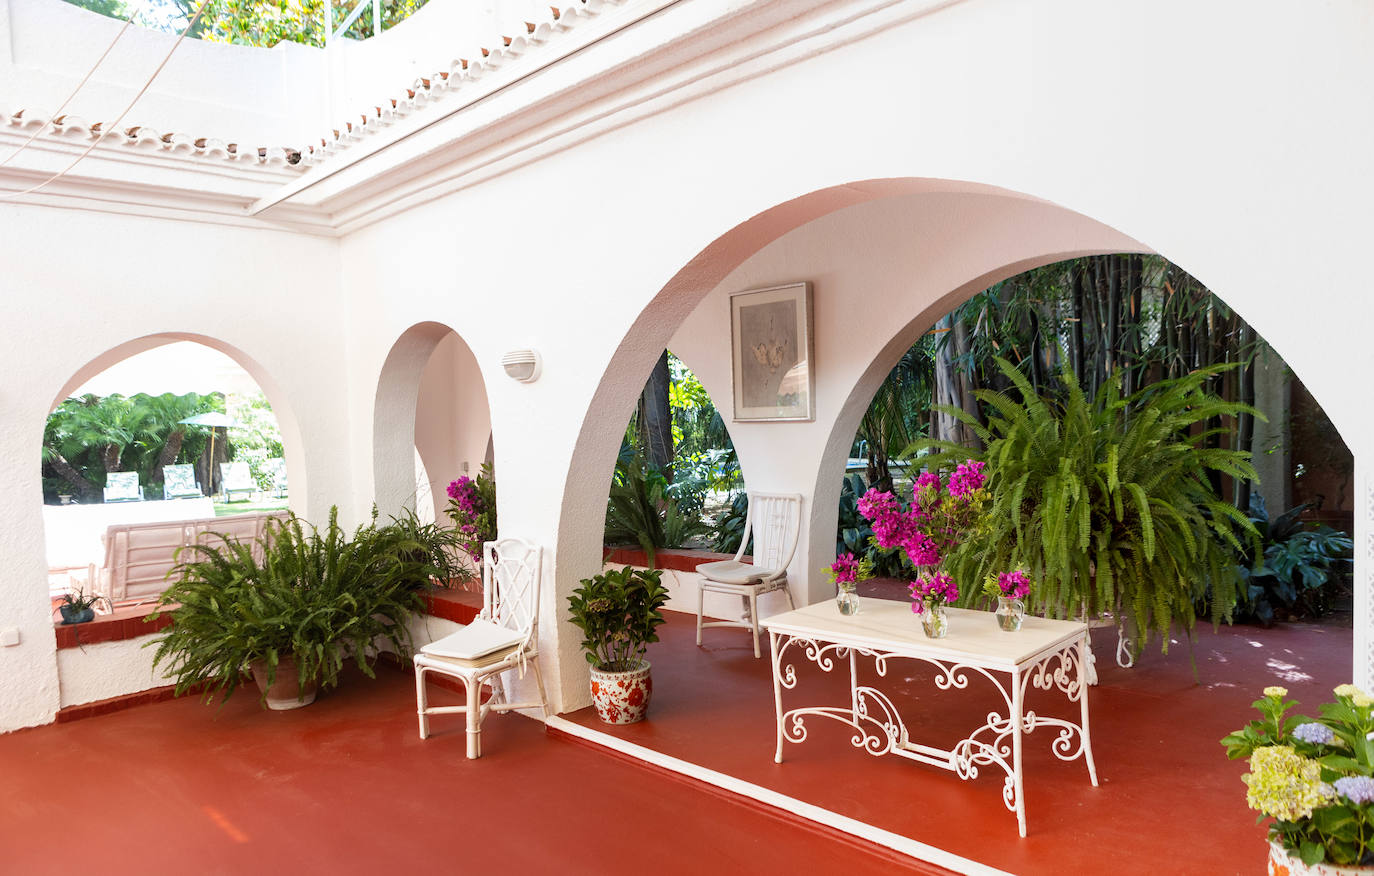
[
  {"left": 589, "top": 660, "right": 653, "bottom": 725},
  {"left": 1268, "top": 842, "right": 1374, "bottom": 876},
  {"left": 249, "top": 657, "right": 318, "bottom": 711}
]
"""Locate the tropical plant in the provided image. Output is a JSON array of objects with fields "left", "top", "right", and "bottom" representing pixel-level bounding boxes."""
[
  {"left": 1234, "top": 500, "right": 1353, "bottom": 625},
  {"left": 566, "top": 566, "right": 670, "bottom": 671},
  {"left": 914, "top": 358, "right": 1260, "bottom": 654},
  {"left": 1223, "top": 685, "right": 1374, "bottom": 868},
  {"left": 712, "top": 490, "right": 749, "bottom": 554},
  {"left": 445, "top": 463, "right": 497, "bottom": 571},
  {"left": 604, "top": 454, "right": 708, "bottom": 567},
  {"left": 148, "top": 507, "right": 429, "bottom": 706}
]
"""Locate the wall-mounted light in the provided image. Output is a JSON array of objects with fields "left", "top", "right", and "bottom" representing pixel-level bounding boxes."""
[{"left": 501, "top": 349, "right": 542, "bottom": 383}]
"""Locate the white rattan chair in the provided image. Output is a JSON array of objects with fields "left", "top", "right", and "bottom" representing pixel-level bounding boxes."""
[
  {"left": 413, "top": 538, "right": 548, "bottom": 759},
  {"left": 696, "top": 491, "right": 803, "bottom": 658}
]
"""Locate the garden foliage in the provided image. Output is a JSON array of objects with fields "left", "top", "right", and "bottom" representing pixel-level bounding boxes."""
[
  {"left": 1234, "top": 500, "right": 1353, "bottom": 625},
  {"left": 915, "top": 358, "right": 1259, "bottom": 653},
  {"left": 604, "top": 453, "right": 707, "bottom": 567}
]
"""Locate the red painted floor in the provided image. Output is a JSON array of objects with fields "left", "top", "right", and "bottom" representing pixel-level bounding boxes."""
[
  {"left": 0, "top": 663, "right": 931, "bottom": 876},
  {"left": 566, "top": 607, "right": 1354, "bottom": 875}
]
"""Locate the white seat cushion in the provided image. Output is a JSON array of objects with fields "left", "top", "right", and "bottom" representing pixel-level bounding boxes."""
[
  {"left": 420, "top": 620, "right": 526, "bottom": 660},
  {"left": 696, "top": 560, "right": 777, "bottom": 585}
]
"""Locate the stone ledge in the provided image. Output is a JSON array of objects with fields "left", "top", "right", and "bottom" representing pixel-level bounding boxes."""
[{"left": 602, "top": 546, "right": 748, "bottom": 573}]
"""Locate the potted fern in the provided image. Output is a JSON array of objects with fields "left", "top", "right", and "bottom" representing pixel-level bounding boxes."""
[
  {"left": 567, "top": 566, "right": 669, "bottom": 724},
  {"left": 149, "top": 508, "right": 433, "bottom": 710},
  {"left": 915, "top": 358, "right": 1259, "bottom": 657}
]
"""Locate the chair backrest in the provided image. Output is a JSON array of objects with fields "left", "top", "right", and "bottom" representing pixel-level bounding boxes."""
[
  {"left": 736, "top": 491, "right": 803, "bottom": 575},
  {"left": 104, "top": 471, "right": 141, "bottom": 503},
  {"left": 265, "top": 457, "right": 287, "bottom": 488},
  {"left": 481, "top": 539, "right": 543, "bottom": 646},
  {"left": 220, "top": 461, "right": 255, "bottom": 489},
  {"left": 163, "top": 464, "right": 200, "bottom": 497}
]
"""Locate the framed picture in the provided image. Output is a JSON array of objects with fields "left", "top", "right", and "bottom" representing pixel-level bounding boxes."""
[{"left": 730, "top": 282, "right": 815, "bottom": 421}]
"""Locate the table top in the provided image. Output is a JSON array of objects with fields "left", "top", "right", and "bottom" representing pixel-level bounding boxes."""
[{"left": 762, "top": 597, "right": 1087, "bottom": 670}]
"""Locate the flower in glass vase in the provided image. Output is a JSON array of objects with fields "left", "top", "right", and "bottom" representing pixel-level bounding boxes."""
[
  {"left": 908, "top": 571, "right": 958, "bottom": 613},
  {"left": 826, "top": 552, "right": 874, "bottom": 616},
  {"left": 856, "top": 458, "right": 989, "bottom": 618},
  {"left": 1222, "top": 685, "right": 1374, "bottom": 870},
  {"left": 984, "top": 570, "right": 1031, "bottom": 631}
]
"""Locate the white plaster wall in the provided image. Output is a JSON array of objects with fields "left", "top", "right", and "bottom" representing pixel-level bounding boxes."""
[
  {"left": 55, "top": 634, "right": 175, "bottom": 708},
  {"left": 414, "top": 331, "right": 492, "bottom": 520},
  {"left": 4, "top": 0, "right": 1374, "bottom": 731},
  {"left": 0, "top": 0, "right": 329, "bottom": 144},
  {"left": 331, "top": 0, "right": 1374, "bottom": 710},
  {"left": 0, "top": 204, "right": 344, "bottom": 731}
]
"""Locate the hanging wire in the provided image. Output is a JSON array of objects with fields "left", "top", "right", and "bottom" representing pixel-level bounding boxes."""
[
  {"left": 0, "top": 0, "right": 210, "bottom": 201},
  {"left": 0, "top": 1, "right": 148, "bottom": 168}
]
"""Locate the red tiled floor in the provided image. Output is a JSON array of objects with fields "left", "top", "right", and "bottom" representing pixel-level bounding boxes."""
[
  {"left": 0, "top": 663, "right": 930, "bottom": 876},
  {"left": 566, "top": 608, "right": 1353, "bottom": 875}
]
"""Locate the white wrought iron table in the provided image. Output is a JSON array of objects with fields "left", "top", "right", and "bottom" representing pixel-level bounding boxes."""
[{"left": 762, "top": 597, "right": 1098, "bottom": 836}]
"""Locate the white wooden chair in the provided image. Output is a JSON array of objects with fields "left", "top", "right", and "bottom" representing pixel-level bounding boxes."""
[
  {"left": 696, "top": 491, "right": 803, "bottom": 658},
  {"left": 103, "top": 471, "right": 143, "bottom": 503},
  {"left": 162, "top": 464, "right": 202, "bottom": 499},
  {"left": 414, "top": 538, "right": 549, "bottom": 759},
  {"left": 219, "top": 462, "right": 256, "bottom": 502}
]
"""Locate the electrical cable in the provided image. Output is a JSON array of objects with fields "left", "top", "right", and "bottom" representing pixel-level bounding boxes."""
[
  {"left": 0, "top": 1, "right": 154, "bottom": 168},
  {"left": 0, "top": 0, "right": 209, "bottom": 201}
]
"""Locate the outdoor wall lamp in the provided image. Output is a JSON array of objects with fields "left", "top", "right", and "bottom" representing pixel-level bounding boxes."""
[{"left": 501, "top": 349, "right": 542, "bottom": 383}]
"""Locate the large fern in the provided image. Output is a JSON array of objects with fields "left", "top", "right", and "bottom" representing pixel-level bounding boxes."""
[
  {"left": 148, "top": 507, "right": 429, "bottom": 706},
  {"left": 911, "top": 359, "right": 1259, "bottom": 654}
]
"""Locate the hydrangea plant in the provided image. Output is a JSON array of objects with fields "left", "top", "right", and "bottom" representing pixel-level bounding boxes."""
[{"left": 1222, "top": 685, "right": 1374, "bottom": 867}]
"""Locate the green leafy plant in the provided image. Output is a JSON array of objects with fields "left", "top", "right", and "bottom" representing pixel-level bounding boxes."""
[
  {"left": 59, "top": 589, "right": 109, "bottom": 613},
  {"left": 604, "top": 454, "right": 707, "bottom": 567},
  {"left": 567, "top": 566, "right": 670, "bottom": 671},
  {"left": 712, "top": 490, "right": 749, "bottom": 554},
  {"left": 1223, "top": 685, "right": 1374, "bottom": 867},
  {"left": 1235, "top": 500, "right": 1353, "bottom": 625},
  {"left": 148, "top": 507, "right": 428, "bottom": 706},
  {"left": 914, "top": 358, "right": 1259, "bottom": 654}
]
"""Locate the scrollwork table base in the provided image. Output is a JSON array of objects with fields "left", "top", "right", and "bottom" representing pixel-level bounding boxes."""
[{"left": 762, "top": 598, "right": 1099, "bottom": 837}]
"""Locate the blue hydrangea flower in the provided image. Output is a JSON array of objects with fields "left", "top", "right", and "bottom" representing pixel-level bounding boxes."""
[
  {"left": 1293, "top": 722, "right": 1336, "bottom": 746},
  {"left": 1334, "top": 775, "right": 1374, "bottom": 804}
]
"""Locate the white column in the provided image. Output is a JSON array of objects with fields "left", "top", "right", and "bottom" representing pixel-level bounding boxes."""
[{"left": 1356, "top": 454, "right": 1373, "bottom": 690}]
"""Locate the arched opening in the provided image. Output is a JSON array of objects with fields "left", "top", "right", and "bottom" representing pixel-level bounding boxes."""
[
  {"left": 553, "top": 179, "right": 1358, "bottom": 870},
  {"left": 374, "top": 322, "right": 493, "bottom": 576},
  {"left": 43, "top": 338, "right": 301, "bottom": 610}
]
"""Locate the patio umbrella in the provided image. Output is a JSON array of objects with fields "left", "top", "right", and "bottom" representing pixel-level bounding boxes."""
[{"left": 179, "top": 412, "right": 240, "bottom": 495}]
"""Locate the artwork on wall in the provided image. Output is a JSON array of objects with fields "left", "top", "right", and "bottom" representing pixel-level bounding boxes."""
[{"left": 730, "top": 282, "right": 815, "bottom": 421}]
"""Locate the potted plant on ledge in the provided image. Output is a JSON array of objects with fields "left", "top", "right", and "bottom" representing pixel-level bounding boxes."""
[
  {"left": 57, "top": 589, "right": 109, "bottom": 625},
  {"left": 149, "top": 507, "right": 433, "bottom": 710},
  {"left": 568, "top": 565, "right": 669, "bottom": 725}
]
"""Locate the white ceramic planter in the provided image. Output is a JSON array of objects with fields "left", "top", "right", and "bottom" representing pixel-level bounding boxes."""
[{"left": 1268, "top": 842, "right": 1373, "bottom": 876}]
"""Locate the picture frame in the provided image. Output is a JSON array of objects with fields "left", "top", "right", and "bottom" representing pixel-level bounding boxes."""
[{"left": 730, "top": 282, "right": 815, "bottom": 421}]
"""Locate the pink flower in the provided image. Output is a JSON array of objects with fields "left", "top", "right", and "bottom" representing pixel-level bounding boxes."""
[
  {"left": 947, "top": 460, "right": 986, "bottom": 499},
  {"left": 909, "top": 571, "right": 957, "bottom": 612},
  {"left": 995, "top": 570, "right": 1031, "bottom": 598}
]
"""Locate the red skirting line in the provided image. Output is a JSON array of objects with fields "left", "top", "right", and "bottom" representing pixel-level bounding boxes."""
[
  {"left": 56, "top": 681, "right": 208, "bottom": 724},
  {"left": 544, "top": 717, "right": 999, "bottom": 876}
]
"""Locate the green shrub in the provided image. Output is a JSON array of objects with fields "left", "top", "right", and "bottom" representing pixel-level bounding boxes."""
[
  {"left": 567, "top": 566, "right": 669, "bottom": 671},
  {"left": 149, "top": 507, "right": 429, "bottom": 706},
  {"left": 1234, "top": 500, "right": 1353, "bottom": 624}
]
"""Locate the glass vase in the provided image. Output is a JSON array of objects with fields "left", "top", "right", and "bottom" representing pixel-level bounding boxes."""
[
  {"left": 921, "top": 600, "right": 948, "bottom": 638},
  {"left": 996, "top": 596, "right": 1025, "bottom": 632},
  {"left": 836, "top": 581, "right": 860, "bottom": 616}
]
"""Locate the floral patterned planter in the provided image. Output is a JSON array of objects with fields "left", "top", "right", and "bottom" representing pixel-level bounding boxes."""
[
  {"left": 589, "top": 660, "right": 653, "bottom": 725},
  {"left": 1269, "top": 842, "right": 1373, "bottom": 876}
]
